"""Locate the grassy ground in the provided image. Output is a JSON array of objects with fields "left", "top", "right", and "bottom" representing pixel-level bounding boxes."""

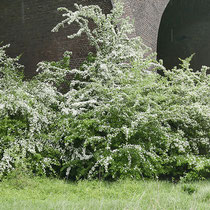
[{"left": 0, "top": 176, "right": 209, "bottom": 210}]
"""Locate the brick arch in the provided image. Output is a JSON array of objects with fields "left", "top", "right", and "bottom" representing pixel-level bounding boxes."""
[{"left": 120, "top": 0, "right": 170, "bottom": 51}]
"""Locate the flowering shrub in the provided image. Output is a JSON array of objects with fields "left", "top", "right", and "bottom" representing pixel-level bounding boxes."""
[
  {"left": 0, "top": 2, "right": 209, "bottom": 181},
  {"left": 0, "top": 45, "right": 71, "bottom": 177}
]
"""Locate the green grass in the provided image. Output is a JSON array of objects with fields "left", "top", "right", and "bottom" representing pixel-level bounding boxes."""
[{"left": 0, "top": 176, "right": 209, "bottom": 210}]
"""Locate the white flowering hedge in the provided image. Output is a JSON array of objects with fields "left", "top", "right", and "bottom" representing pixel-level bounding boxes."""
[{"left": 0, "top": 2, "right": 209, "bottom": 181}]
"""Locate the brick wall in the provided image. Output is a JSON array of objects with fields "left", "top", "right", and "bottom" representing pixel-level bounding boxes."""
[
  {"left": 0, "top": 0, "right": 171, "bottom": 77},
  {"left": 0, "top": 0, "right": 112, "bottom": 77}
]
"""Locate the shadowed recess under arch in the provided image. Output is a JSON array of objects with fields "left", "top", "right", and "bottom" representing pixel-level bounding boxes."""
[{"left": 157, "top": 0, "right": 210, "bottom": 72}]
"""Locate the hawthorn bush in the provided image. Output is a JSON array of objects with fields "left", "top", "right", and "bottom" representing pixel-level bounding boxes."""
[{"left": 0, "top": 2, "right": 209, "bottom": 181}]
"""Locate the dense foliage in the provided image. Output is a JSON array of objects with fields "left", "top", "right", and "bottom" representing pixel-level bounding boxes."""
[{"left": 0, "top": 2, "right": 209, "bottom": 181}]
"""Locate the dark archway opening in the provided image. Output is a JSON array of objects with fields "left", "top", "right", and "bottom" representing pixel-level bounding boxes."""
[
  {"left": 0, "top": 0, "right": 112, "bottom": 78},
  {"left": 157, "top": 0, "right": 210, "bottom": 72}
]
